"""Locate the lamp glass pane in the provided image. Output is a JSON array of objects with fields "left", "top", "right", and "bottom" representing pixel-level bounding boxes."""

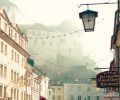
[
  {"left": 82, "top": 13, "right": 95, "bottom": 31},
  {"left": 84, "top": 21, "right": 94, "bottom": 30}
]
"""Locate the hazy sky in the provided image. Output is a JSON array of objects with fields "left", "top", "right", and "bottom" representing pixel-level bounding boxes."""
[
  {"left": 10, "top": 0, "right": 117, "bottom": 69},
  {"left": 11, "top": 0, "right": 115, "bottom": 25}
]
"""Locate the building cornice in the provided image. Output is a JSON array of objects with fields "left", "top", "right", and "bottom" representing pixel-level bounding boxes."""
[{"left": 0, "top": 30, "right": 30, "bottom": 58}]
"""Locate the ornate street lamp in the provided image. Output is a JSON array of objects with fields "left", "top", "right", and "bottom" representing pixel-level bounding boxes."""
[{"left": 79, "top": 10, "right": 98, "bottom": 32}]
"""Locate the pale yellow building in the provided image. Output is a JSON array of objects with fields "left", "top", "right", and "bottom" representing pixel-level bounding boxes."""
[
  {"left": 26, "top": 62, "right": 49, "bottom": 100},
  {"left": 0, "top": 7, "right": 49, "bottom": 100},
  {"left": 0, "top": 8, "right": 29, "bottom": 100},
  {"left": 50, "top": 82, "right": 64, "bottom": 100}
]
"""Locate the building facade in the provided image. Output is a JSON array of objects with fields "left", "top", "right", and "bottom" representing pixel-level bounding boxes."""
[
  {"left": 0, "top": 8, "right": 49, "bottom": 100},
  {"left": 64, "top": 83, "right": 104, "bottom": 100},
  {"left": 50, "top": 83, "right": 64, "bottom": 100},
  {"left": 40, "top": 76, "right": 49, "bottom": 99},
  {"left": 0, "top": 8, "right": 29, "bottom": 100},
  {"left": 47, "top": 88, "right": 52, "bottom": 100},
  {"left": 48, "top": 82, "right": 104, "bottom": 100}
]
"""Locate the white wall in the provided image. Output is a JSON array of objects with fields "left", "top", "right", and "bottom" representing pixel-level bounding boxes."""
[
  {"left": 40, "top": 76, "right": 49, "bottom": 99},
  {"left": 64, "top": 83, "right": 104, "bottom": 100}
]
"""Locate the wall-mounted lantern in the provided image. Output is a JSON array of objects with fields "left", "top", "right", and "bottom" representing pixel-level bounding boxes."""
[{"left": 79, "top": 10, "right": 98, "bottom": 32}]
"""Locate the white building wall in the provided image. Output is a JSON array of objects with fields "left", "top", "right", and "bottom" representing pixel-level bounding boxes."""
[
  {"left": 48, "top": 89, "right": 52, "bottom": 100},
  {"left": 30, "top": 73, "right": 40, "bottom": 100},
  {"left": 0, "top": 8, "right": 29, "bottom": 100},
  {"left": 0, "top": 9, "right": 27, "bottom": 51},
  {"left": 40, "top": 76, "right": 49, "bottom": 99},
  {"left": 64, "top": 83, "right": 104, "bottom": 100},
  {"left": 0, "top": 36, "right": 26, "bottom": 99}
]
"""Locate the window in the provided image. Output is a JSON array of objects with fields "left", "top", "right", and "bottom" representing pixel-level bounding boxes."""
[
  {"left": 11, "top": 50, "right": 14, "bottom": 60},
  {"left": 87, "top": 87, "right": 90, "bottom": 92},
  {"left": 14, "top": 33, "right": 17, "bottom": 42},
  {"left": 0, "top": 65, "right": 7, "bottom": 77},
  {"left": 49, "top": 91, "right": 51, "bottom": 96},
  {"left": 11, "top": 88, "right": 13, "bottom": 98},
  {"left": 22, "top": 58, "right": 24, "bottom": 67},
  {"left": 5, "top": 45, "right": 7, "bottom": 55},
  {"left": 52, "top": 95, "right": 55, "bottom": 99},
  {"left": 14, "top": 89, "right": 16, "bottom": 99},
  {"left": 11, "top": 70, "right": 13, "bottom": 80},
  {"left": 70, "top": 95, "right": 74, "bottom": 100},
  {"left": 96, "top": 96, "right": 100, "bottom": 100},
  {"left": 10, "top": 29, "right": 13, "bottom": 38},
  {"left": 4, "top": 86, "right": 7, "bottom": 97},
  {"left": 1, "top": 42, "right": 3, "bottom": 53},
  {"left": 9, "top": 27, "right": 11, "bottom": 36},
  {"left": 17, "top": 54, "right": 19, "bottom": 63},
  {"left": 0, "top": 64, "right": 3, "bottom": 76},
  {"left": 58, "top": 95, "right": 61, "bottom": 100},
  {"left": 78, "top": 96, "right": 81, "bottom": 100},
  {"left": 4, "top": 66, "right": 7, "bottom": 77},
  {"left": 17, "top": 90, "right": 19, "bottom": 100},
  {"left": 17, "top": 73, "right": 19, "bottom": 83},
  {"left": 14, "top": 72, "right": 16, "bottom": 82},
  {"left": 4, "top": 23, "right": 7, "bottom": 33},
  {"left": 87, "top": 96, "right": 90, "bottom": 100},
  {"left": 15, "top": 52, "right": 16, "bottom": 62},
  {"left": 19, "top": 36, "right": 21, "bottom": 45},
  {"left": 0, "top": 85, "right": 2, "bottom": 97}
]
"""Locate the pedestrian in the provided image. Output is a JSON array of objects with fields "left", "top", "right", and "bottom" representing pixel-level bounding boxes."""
[{"left": 39, "top": 96, "right": 47, "bottom": 100}]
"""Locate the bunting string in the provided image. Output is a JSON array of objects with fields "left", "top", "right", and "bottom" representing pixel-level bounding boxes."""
[{"left": 26, "top": 29, "right": 82, "bottom": 40}]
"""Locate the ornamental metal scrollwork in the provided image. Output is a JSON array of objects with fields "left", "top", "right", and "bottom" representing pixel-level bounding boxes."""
[{"left": 35, "top": 76, "right": 42, "bottom": 84}]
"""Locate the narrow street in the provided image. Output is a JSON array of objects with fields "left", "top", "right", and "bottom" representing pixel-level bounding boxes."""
[{"left": 0, "top": 0, "right": 120, "bottom": 100}]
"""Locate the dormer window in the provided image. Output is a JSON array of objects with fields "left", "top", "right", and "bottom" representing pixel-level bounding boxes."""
[
  {"left": 14, "top": 33, "right": 17, "bottom": 42},
  {"left": 1, "top": 42, "right": 3, "bottom": 53},
  {"left": 10, "top": 29, "right": 13, "bottom": 38},
  {"left": 19, "top": 36, "right": 21, "bottom": 45},
  {"left": 4, "top": 23, "right": 7, "bottom": 33}
]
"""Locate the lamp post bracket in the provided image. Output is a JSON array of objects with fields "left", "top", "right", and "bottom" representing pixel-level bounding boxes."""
[{"left": 78, "top": 2, "right": 117, "bottom": 8}]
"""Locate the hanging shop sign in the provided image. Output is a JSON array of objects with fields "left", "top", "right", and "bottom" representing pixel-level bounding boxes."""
[
  {"left": 104, "top": 96, "right": 120, "bottom": 100},
  {"left": 96, "top": 71, "right": 120, "bottom": 88}
]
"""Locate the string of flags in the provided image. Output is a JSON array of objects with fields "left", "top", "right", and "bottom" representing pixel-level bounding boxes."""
[{"left": 26, "top": 29, "right": 82, "bottom": 40}]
